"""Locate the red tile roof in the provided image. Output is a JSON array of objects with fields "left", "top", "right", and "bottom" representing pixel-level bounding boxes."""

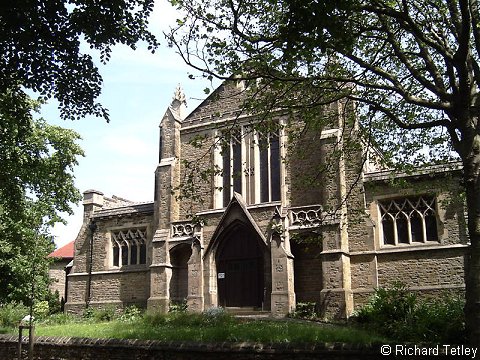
[{"left": 48, "top": 241, "right": 74, "bottom": 259}]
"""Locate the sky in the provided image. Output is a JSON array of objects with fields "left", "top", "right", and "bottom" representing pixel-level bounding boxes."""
[{"left": 43, "top": 1, "right": 210, "bottom": 247}]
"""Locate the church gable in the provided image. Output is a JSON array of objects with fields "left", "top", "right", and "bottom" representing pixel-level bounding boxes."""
[
  {"left": 64, "top": 84, "right": 467, "bottom": 320},
  {"left": 182, "top": 80, "right": 249, "bottom": 127},
  {"left": 204, "top": 192, "right": 268, "bottom": 259}
]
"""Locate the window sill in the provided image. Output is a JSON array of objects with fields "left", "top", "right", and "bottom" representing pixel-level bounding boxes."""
[{"left": 375, "top": 243, "right": 467, "bottom": 255}]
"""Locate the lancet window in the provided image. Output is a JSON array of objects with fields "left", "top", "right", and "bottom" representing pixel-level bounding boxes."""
[
  {"left": 216, "top": 126, "right": 281, "bottom": 208},
  {"left": 379, "top": 196, "right": 438, "bottom": 246},
  {"left": 111, "top": 228, "right": 147, "bottom": 267}
]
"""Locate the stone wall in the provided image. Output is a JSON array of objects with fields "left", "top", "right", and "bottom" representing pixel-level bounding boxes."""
[
  {"left": 65, "top": 270, "right": 150, "bottom": 314},
  {"left": 185, "top": 81, "right": 247, "bottom": 126},
  {"left": 48, "top": 260, "right": 69, "bottom": 300},
  {"left": 347, "top": 172, "right": 467, "bottom": 310},
  {"left": 291, "top": 239, "right": 323, "bottom": 303},
  {"left": 178, "top": 129, "right": 216, "bottom": 216},
  {"left": 66, "top": 208, "right": 153, "bottom": 314},
  {"left": 1, "top": 335, "right": 443, "bottom": 360}
]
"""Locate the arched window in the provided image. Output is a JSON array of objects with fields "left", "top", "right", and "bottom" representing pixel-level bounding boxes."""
[
  {"left": 216, "top": 126, "right": 281, "bottom": 208},
  {"left": 111, "top": 228, "right": 147, "bottom": 267},
  {"left": 379, "top": 196, "right": 438, "bottom": 246}
]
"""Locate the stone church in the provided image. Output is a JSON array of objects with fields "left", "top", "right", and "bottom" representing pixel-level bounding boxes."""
[{"left": 65, "top": 80, "right": 467, "bottom": 318}]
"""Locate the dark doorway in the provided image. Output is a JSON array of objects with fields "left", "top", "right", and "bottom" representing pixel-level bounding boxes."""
[
  {"left": 216, "top": 227, "right": 264, "bottom": 308},
  {"left": 291, "top": 235, "right": 323, "bottom": 303},
  {"left": 170, "top": 244, "right": 192, "bottom": 302}
]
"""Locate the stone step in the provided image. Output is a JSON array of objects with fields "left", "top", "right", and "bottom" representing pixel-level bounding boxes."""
[{"left": 225, "top": 307, "right": 270, "bottom": 316}]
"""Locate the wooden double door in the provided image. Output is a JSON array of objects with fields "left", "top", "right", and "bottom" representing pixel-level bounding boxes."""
[{"left": 217, "top": 229, "right": 264, "bottom": 308}]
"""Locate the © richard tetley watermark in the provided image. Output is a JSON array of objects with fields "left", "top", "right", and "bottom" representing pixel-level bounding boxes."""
[{"left": 380, "top": 344, "right": 478, "bottom": 358}]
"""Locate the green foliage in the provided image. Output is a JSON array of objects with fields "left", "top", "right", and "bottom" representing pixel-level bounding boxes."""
[
  {"left": 118, "top": 305, "right": 143, "bottom": 322},
  {"left": 168, "top": 0, "right": 473, "bottom": 167},
  {"left": 356, "top": 282, "right": 417, "bottom": 326},
  {"left": 168, "top": 0, "right": 480, "bottom": 342},
  {"left": 38, "top": 312, "right": 77, "bottom": 326},
  {"left": 82, "top": 306, "right": 117, "bottom": 322},
  {"left": 354, "top": 283, "right": 465, "bottom": 343},
  {"left": 143, "top": 310, "right": 168, "bottom": 327},
  {"left": 0, "top": 1, "right": 158, "bottom": 121},
  {"left": 45, "top": 290, "right": 62, "bottom": 315},
  {"left": 290, "top": 302, "right": 318, "bottom": 320},
  {"left": 201, "top": 307, "right": 234, "bottom": 326},
  {"left": 34, "top": 313, "right": 386, "bottom": 344},
  {"left": 0, "top": 88, "right": 84, "bottom": 305},
  {"left": 33, "top": 301, "right": 50, "bottom": 319},
  {"left": 169, "top": 299, "right": 188, "bottom": 313},
  {"left": 413, "top": 296, "right": 466, "bottom": 344},
  {"left": 0, "top": 303, "right": 29, "bottom": 328}
]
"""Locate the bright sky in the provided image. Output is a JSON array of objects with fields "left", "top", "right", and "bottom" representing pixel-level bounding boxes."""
[{"left": 44, "top": 1, "right": 210, "bottom": 247}]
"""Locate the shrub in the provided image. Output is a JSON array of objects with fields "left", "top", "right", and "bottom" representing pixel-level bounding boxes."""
[
  {"left": 169, "top": 299, "right": 188, "bottom": 313},
  {"left": 82, "top": 305, "right": 117, "bottom": 322},
  {"left": 0, "top": 303, "right": 29, "bottom": 328},
  {"left": 44, "top": 290, "right": 62, "bottom": 315},
  {"left": 414, "top": 296, "right": 465, "bottom": 344},
  {"left": 118, "top": 305, "right": 142, "bottom": 322},
  {"left": 354, "top": 283, "right": 465, "bottom": 343},
  {"left": 290, "top": 302, "right": 317, "bottom": 319},
  {"left": 33, "top": 301, "right": 50, "bottom": 319},
  {"left": 355, "top": 282, "right": 417, "bottom": 338}
]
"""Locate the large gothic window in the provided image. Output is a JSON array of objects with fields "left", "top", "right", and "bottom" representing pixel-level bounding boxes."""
[
  {"left": 216, "top": 127, "right": 281, "bottom": 208},
  {"left": 111, "top": 228, "right": 147, "bottom": 267},
  {"left": 378, "top": 196, "right": 438, "bottom": 246}
]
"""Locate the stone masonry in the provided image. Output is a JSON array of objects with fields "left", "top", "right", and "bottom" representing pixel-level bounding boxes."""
[{"left": 65, "top": 81, "right": 467, "bottom": 319}]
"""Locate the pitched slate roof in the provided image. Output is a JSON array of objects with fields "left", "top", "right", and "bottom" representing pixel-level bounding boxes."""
[{"left": 48, "top": 240, "right": 74, "bottom": 259}]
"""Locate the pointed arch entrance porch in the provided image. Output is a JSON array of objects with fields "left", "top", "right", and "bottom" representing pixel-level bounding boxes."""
[{"left": 205, "top": 193, "right": 271, "bottom": 311}]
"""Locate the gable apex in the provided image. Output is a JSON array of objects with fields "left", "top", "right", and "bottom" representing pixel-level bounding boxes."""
[{"left": 203, "top": 193, "right": 267, "bottom": 258}]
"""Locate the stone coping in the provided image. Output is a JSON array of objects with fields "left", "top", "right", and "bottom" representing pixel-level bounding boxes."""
[
  {"left": 0, "top": 334, "right": 378, "bottom": 354},
  {"left": 364, "top": 161, "right": 462, "bottom": 182},
  {"left": 92, "top": 202, "right": 154, "bottom": 218}
]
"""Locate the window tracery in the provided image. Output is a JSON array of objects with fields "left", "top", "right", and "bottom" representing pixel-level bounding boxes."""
[
  {"left": 216, "top": 126, "right": 281, "bottom": 207},
  {"left": 379, "top": 196, "right": 438, "bottom": 246},
  {"left": 111, "top": 228, "right": 147, "bottom": 267}
]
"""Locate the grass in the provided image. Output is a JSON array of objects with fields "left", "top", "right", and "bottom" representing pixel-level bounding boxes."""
[{"left": 28, "top": 312, "right": 387, "bottom": 345}]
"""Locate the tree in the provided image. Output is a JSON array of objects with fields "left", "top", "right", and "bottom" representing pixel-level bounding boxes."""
[
  {"left": 167, "top": 0, "right": 480, "bottom": 343},
  {"left": 0, "top": 87, "right": 84, "bottom": 304},
  {"left": 0, "top": 0, "right": 158, "bottom": 121},
  {"left": 0, "top": 0, "right": 157, "bottom": 305}
]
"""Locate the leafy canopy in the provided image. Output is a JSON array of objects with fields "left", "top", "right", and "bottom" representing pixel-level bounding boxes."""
[
  {"left": 0, "top": 0, "right": 158, "bottom": 121},
  {"left": 168, "top": 0, "right": 479, "bottom": 167},
  {"left": 0, "top": 87, "right": 84, "bottom": 304}
]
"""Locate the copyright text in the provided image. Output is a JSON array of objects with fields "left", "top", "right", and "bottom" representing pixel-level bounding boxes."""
[{"left": 380, "top": 344, "right": 477, "bottom": 358}]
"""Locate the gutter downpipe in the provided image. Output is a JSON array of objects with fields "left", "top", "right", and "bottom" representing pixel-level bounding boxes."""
[{"left": 86, "top": 221, "right": 97, "bottom": 309}]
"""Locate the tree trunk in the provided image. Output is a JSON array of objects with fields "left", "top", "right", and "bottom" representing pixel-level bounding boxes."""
[{"left": 463, "top": 135, "right": 480, "bottom": 345}]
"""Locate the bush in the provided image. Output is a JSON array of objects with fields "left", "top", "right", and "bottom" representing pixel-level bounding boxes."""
[
  {"left": 169, "top": 299, "right": 188, "bottom": 313},
  {"left": 44, "top": 290, "right": 62, "bottom": 315},
  {"left": 39, "top": 312, "right": 76, "bottom": 325},
  {"left": 33, "top": 301, "right": 50, "bottom": 319},
  {"left": 414, "top": 296, "right": 465, "bottom": 344},
  {"left": 118, "top": 305, "right": 142, "bottom": 322},
  {"left": 355, "top": 282, "right": 417, "bottom": 337},
  {"left": 0, "top": 303, "right": 29, "bottom": 328},
  {"left": 354, "top": 283, "right": 465, "bottom": 343},
  {"left": 83, "top": 305, "right": 117, "bottom": 322},
  {"left": 290, "top": 302, "right": 317, "bottom": 319}
]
